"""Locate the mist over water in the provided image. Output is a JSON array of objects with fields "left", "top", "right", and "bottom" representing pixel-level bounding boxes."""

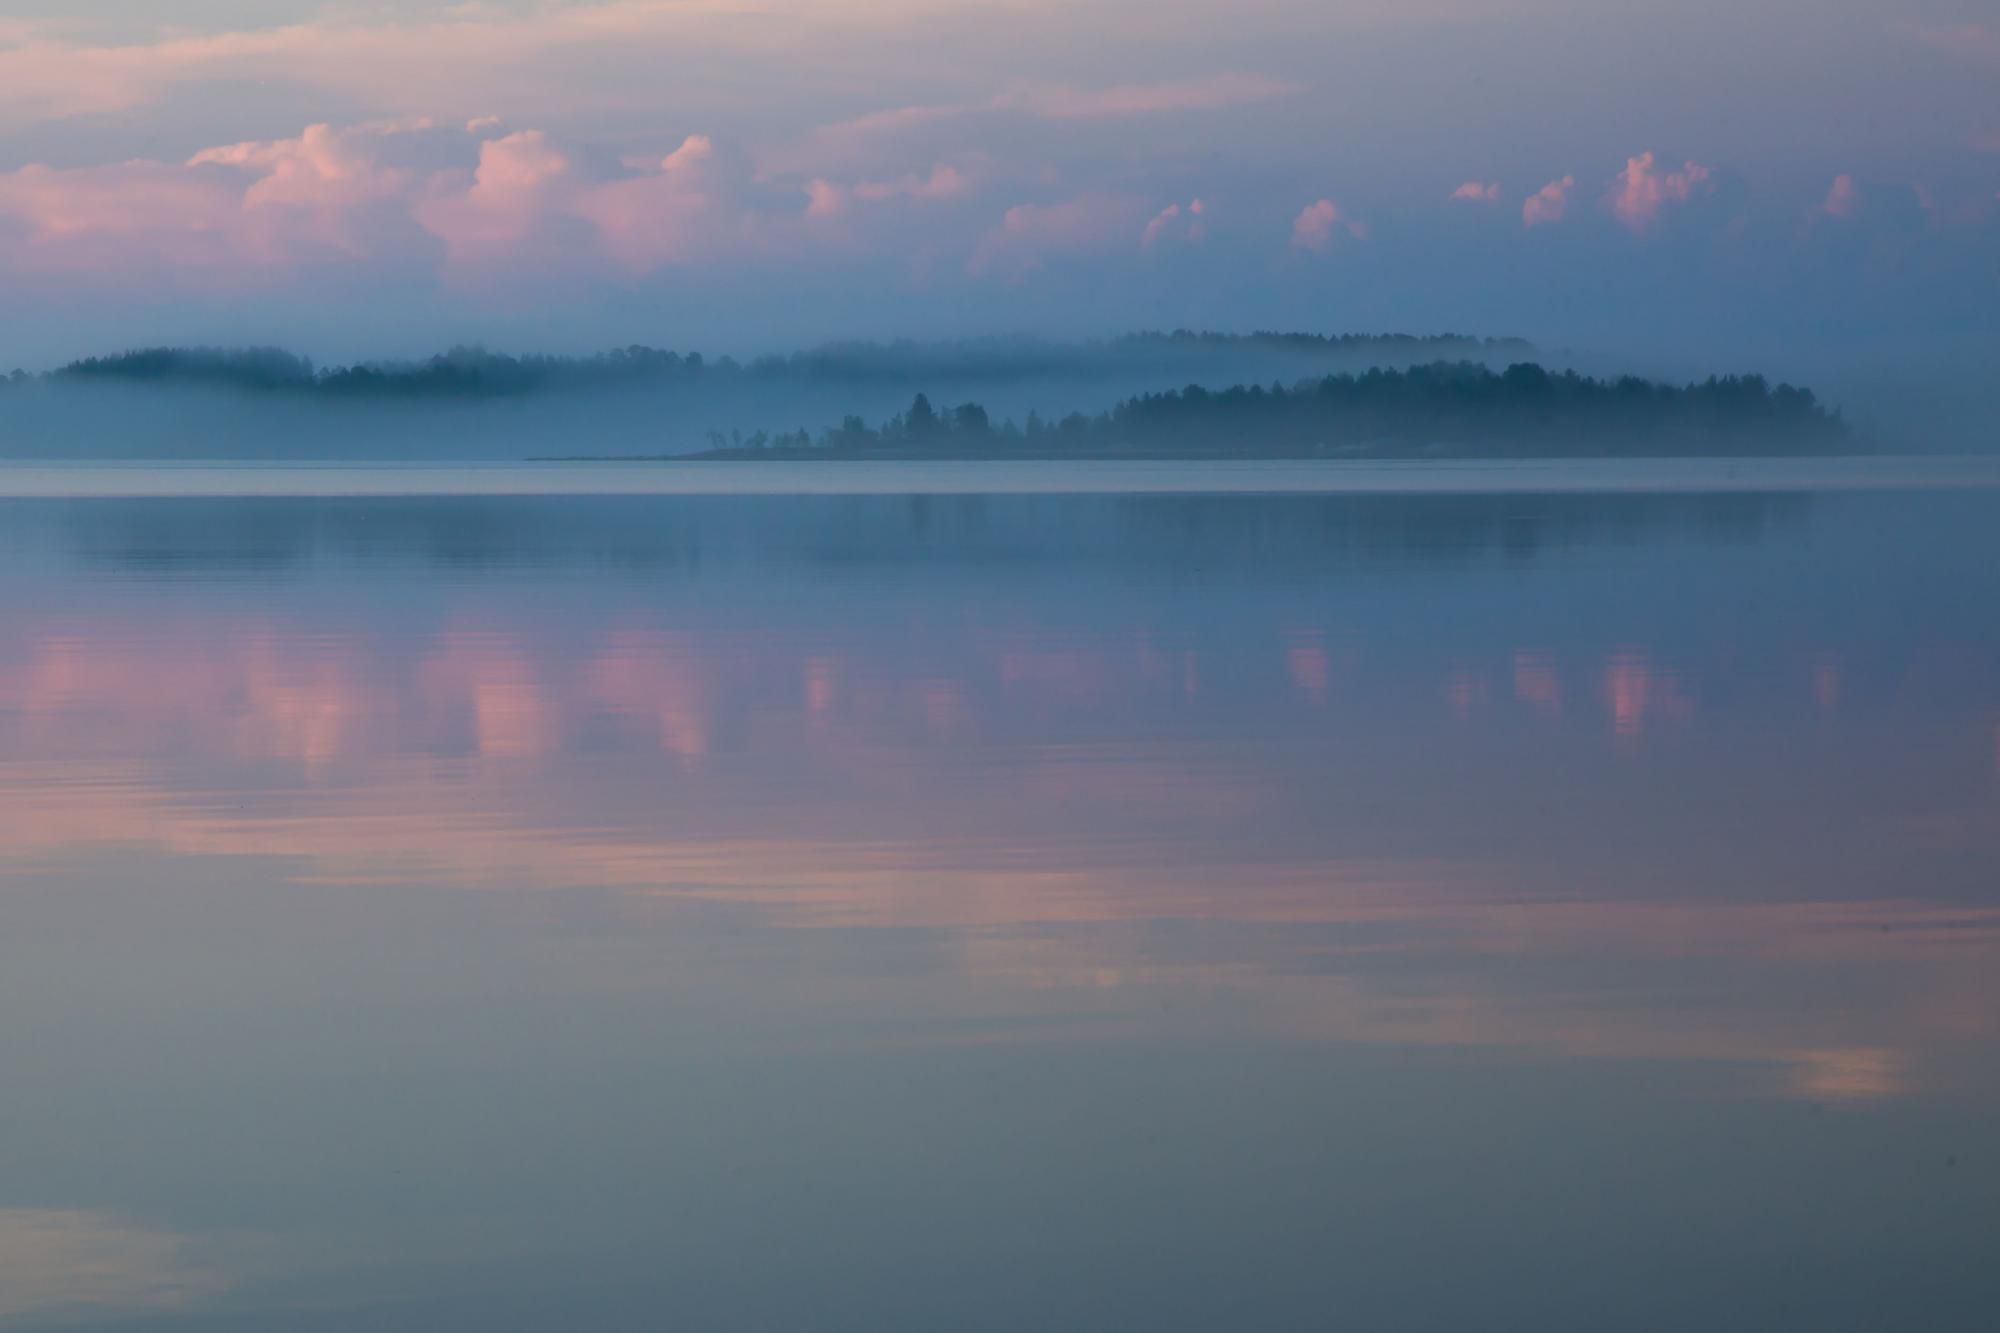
[
  {"left": 5, "top": 331, "right": 1960, "bottom": 461},
  {"left": 0, "top": 336, "right": 1534, "bottom": 461},
  {"left": 1, "top": 484, "right": 1996, "bottom": 1329}
]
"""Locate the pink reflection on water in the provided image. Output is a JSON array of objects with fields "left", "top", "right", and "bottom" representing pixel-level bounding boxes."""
[
  {"left": 421, "top": 632, "right": 554, "bottom": 759},
  {"left": 235, "top": 636, "right": 369, "bottom": 767},
  {"left": 1812, "top": 654, "right": 1843, "bottom": 714},
  {"left": 1513, "top": 651, "right": 1561, "bottom": 716},
  {"left": 0, "top": 612, "right": 1995, "bottom": 1103},
  {"left": 918, "top": 679, "right": 970, "bottom": 739},
  {"left": 584, "top": 630, "right": 712, "bottom": 760},
  {"left": 1285, "top": 636, "right": 1330, "bottom": 706},
  {"left": 803, "top": 656, "right": 840, "bottom": 717},
  {"left": 1444, "top": 669, "right": 1488, "bottom": 719},
  {"left": 3, "top": 629, "right": 375, "bottom": 765},
  {"left": 1603, "top": 649, "right": 1693, "bottom": 738},
  {"left": 996, "top": 644, "right": 1113, "bottom": 700}
]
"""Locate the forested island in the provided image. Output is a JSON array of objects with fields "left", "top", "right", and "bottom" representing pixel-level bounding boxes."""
[
  {"left": 7, "top": 331, "right": 1528, "bottom": 400},
  {"left": 670, "top": 362, "right": 1845, "bottom": 460},
  {"left": 0, "top": 337, "right": 1846, "bottom": 461}
]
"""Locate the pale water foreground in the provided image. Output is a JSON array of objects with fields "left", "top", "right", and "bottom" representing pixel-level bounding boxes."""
[
  {"left": 0, "top": 454, "right": 1997, "bottom": 497},
  {"left": 0, "top": 479, "right": 1995, "bottom": 1330}
]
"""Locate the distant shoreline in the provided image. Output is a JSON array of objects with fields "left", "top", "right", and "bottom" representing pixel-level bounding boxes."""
[
  {"left": 530, "top": 448, "right": 1418, "bottom": 463},
  {"left": 530, "top": 443, "right": 1848, "bottom": 464}
]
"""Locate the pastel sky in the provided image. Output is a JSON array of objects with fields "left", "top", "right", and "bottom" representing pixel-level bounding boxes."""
[{"left": 0, "top": 0, "right": 1995, "bottom": 366}]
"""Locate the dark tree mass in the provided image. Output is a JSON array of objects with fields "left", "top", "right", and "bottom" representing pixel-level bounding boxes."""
[
  {"left": 27, "top": 331, "right": 1532, "bottom": 400},
  {"left": 688, "top": 362, "right": 1845, "bottom": 460}
]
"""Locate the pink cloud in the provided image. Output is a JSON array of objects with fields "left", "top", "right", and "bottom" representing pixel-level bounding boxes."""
[
  {"left": 969, "top": 193, "right": 1146, "bottom": 277},
  {"left": 1291, "top": 198, "right": 1365, "bottom": 250},
  {"left": 802, "top": 179, "right": 847, "bottom": 219},
  {"left": 1819, "top": 174, "right": 1858, "bottom": 219},
  {"left": 0, "top": 119, "right": 812, "bottom": 286},
  {"left": 467, "top": 130, "right": 571, "bottom": 197},
  {"left": 1450, "top": 181, "right": 1501, "bottom": 203},
  {"left": 1606, "top": 151, "right": 1715, "bottom": 230},
  {"left": 189, "top": 122, "right": 432, "bottom": 262},
  {"left": 413, "top": 129, "right": 576, "bottom": 267},
  {"left": 658, "top": 134, "right": 716, "bottom": 174},
  {"left": 567, "top": 134, "right": 761, "bottom": 272},
  {"left": 0, "top": 162, "right": 243, "bottom": 275},
  {"left": 1140, "top": 197, "right": 1206, "bottom": 250},
  {"left": 0, "top": 119, "right": 466, "bottom": 277},
  {"left": 1521, "top": 176, "right": 1574, "bottom": 227}
]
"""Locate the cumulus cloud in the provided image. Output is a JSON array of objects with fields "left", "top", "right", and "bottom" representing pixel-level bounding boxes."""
[
  {"left": 1450, "top": 181, "right": 1501, "bottom": 203},
  {"left": 0, "top": 119, "right": 821, "bottom": 286},
  {"left": 968, "top": 193, "right": 1147, "bottom": 277},
  {"left": 566, "top": 133, "right": 783, "bottom": 273},
  {"left": 802, "top": 178, "right": 848, "bottom": 219},
  {"left": 1291, "top": 199, "right": 1366, "bottom": 249},
  {"left": 1521, "top": 176, "right": 1574, "bottom": 227},
  {"left": 0, "top": 112, "right": 1071, "bottom": 294},
  {"left": 1606, "top": 151, "right": 1715, "bottom": 230},
  {"left": 1819, "top": 174, "right": 1858, "bottom": 219},
  {"left": 1140, "top": 198, "right": 1206, "bottom": 250},
  {"left": 414, "top": 129, "right": 577, "bottom": 268},
  {"left": 186, "top": 121, "right": 436, "bottom": 262}
]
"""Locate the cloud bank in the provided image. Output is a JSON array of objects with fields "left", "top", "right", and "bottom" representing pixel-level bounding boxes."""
[{"left": 0, "top": 3, "right": 1990, "bottom": 361}]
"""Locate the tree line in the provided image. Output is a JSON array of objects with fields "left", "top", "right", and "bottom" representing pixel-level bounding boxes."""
[
  {"left": 3, "top": 331, "right": 1531, "bottom": 400},
  {"left": 692, "top": 362, "right": 1845, "bottom": 459}
]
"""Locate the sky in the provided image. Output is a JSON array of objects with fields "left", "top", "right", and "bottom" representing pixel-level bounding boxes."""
[{"left": 0, "top": 0, "right": 1994, "bottom": 369}]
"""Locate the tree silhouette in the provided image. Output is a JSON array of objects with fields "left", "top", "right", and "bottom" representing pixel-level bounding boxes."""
[{"left": 696, "top": 361, "right": 1845, "bottom": 459}]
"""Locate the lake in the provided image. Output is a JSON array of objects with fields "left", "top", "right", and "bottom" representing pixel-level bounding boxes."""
[{"left": 2, "top": 470, "right": 1996, "bottom": 1330}]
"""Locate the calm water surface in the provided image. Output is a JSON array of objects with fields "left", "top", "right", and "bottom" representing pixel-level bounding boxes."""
[{"left": 1, "top": 481, "right": 1996, "bottom": 1330}]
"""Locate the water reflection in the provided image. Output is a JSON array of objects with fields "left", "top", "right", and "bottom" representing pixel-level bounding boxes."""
[
  {"left": 41, "top": 491, "right": 1810, "bottom": 575},
  {"left": 2, "top": 489, "right": 1997, "bottom": 1329}
]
